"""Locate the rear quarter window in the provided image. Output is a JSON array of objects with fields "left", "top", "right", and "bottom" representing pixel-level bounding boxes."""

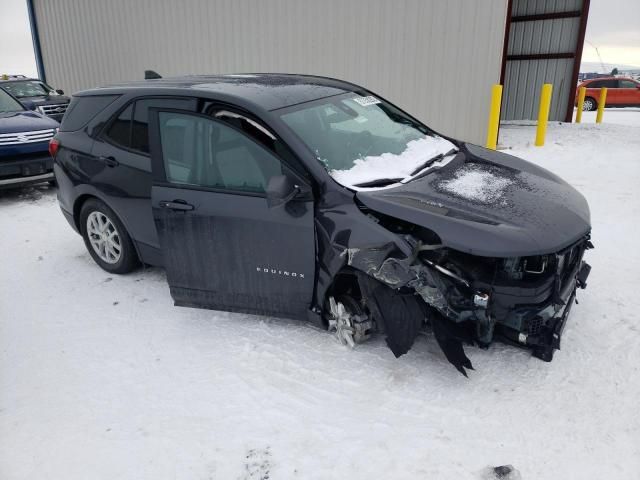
[{"left": 60, "top": 95, "right": 120, "bottom": 132}]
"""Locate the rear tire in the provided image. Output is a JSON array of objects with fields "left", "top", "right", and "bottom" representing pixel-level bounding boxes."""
[
  {"left": 583, "top": 97, "right": 597, "bottom": 111},
  {"left": 79, "top": 198, "right": 139, "bottom": 274}
]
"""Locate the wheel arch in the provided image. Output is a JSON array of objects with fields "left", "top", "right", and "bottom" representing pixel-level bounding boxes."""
[
  {"left": 584, "top": 96, "right": 598, "bottom": 110},
  {"left": 72, "top": 193, "right": 95, "bottom": 231},
  {"left": 73, "top": 192, "right": 143, "bottom": 264}
]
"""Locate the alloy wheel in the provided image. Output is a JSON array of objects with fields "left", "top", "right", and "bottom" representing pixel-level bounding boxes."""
[
  {"left": 86, "top": 211, "right": 122, "bottom": 264},
  {"left": 327, "top": 296, "right": 357, "bottom": 347},
  {"left": 583, "top": 99, "right": 594, "bottom": 111}
]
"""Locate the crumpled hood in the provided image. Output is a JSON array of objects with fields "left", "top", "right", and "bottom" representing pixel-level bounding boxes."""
[
  {"left": 0, "top": 110, "right": 59, "bottom": 133},
  {"left": 356, "top": 143, "right": 591, "bottom": 257}
]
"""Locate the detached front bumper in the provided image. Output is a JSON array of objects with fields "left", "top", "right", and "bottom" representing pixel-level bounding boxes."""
[
  {"left": 416, "top": 235, "right": 593, "bottom": 367},
  {"left": 492, "top": 258, "right": 591, "bottom": 361}
]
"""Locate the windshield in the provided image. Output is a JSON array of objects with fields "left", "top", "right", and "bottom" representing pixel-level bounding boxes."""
[
  {"left": 0, "top": 89, "right": 25, "bottom": 113},
  {"left": 2, "top": 80, "right": 55, "bottom": 98},
  {"left": 280, "top": 93, "right": 457, "bottom": 188}
]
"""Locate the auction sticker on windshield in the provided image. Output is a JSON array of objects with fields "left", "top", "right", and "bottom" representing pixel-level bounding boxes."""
[{"left": 353, "top": 96, "right": 381, "bottom": 107}]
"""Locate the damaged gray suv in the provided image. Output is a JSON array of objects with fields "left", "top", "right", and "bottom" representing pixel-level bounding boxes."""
[{"left": 53, "top": 74, "right": 592, "bottom": 375}]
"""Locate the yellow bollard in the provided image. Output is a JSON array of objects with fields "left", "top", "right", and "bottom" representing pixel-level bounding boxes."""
[
  {"left": 596, "top": 87, "right": 607, "bottom": 123},
  {"left": 535, "top": 83, "right": 553, "bottom": 146},
  {"left": 575, "top": 86, "right": 586, "bottom": 123},
  {"left": 485, "top": 84, "right": 503, "bottom": 150}
]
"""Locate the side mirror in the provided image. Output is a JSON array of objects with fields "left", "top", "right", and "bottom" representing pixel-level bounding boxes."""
[
  {"left": 21, "top": 99, "right": 36, "bottom": 111},
  {"left": 266, "top": 175, "right": 300, "bottom": 208},
  {"left": 55, "top": 89, "right": 64, "bottom": 95}
]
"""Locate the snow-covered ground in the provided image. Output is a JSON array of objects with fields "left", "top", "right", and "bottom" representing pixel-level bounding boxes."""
[
  {"left": 1, "top": 111, "right": 639, "bottom": 480},
  {"left": 578, "top": 106, "right": 640, "bottom": 127}
]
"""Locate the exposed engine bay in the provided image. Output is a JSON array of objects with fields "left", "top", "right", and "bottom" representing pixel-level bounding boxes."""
[{"left": 323, "top": 209, "right": 592, "bottom": 376}]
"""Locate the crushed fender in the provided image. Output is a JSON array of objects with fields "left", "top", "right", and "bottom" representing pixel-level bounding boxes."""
[
  {"left": 430, "top": 310, "right": 475, "bottom": 377},
  {"left": 356, "top": 272, "right": 425, "bottom": 357}
]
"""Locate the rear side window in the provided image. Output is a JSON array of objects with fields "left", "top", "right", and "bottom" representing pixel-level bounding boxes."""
[
  {"left": 589, "top": 80, "right": 618, "bottom": 88},
  {"left": 104, "top": 104, "right": 133, "bottom": 147},
  {"left": 103, "top": 97, "right": 196, "bottom": 154},
  {"left": 60, "top": 95, "right": 119, "bottom": 132}
]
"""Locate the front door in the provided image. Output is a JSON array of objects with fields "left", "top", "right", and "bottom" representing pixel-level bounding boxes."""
[
  {"left": 618, "top": 79, "right": 640, "bottom": 106},
  {"left": 148, "top": 109, "right": 316, "bottom": 318}
]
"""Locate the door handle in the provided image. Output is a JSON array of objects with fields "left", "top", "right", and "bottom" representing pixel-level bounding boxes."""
[
  {"left": 99, "top": 156, "right": 119, "bottom": 167},
  {"left": 159, "top": 200, "right": 195, "bottom": 211}
]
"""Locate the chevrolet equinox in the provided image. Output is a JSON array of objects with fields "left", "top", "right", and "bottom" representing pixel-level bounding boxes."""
[{"left": 53, "top": 74, "right": 592, "bottom": 375}]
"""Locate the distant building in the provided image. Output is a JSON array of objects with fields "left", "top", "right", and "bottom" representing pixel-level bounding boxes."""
[
  {"left": 579, "top": 72, "right": 610, "bottom": 81},
  {"left": 27, "top": 0, "right": 589, "bottom": 144}
]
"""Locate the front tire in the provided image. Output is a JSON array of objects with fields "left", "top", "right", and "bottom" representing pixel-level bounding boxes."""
[
  {"left": 583, "top": 97, "right": 597, "bottom": 111},
  {"left": 79, "top": 198, "right": 139, "bottom": 274}
]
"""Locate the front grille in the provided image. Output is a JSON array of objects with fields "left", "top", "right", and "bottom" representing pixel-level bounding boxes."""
[
  {"left": 39, "top": 103, "right": 68, "bottom": 116},
  {"left": 0, "top": 129, "right": 55, "bottom": 146}
]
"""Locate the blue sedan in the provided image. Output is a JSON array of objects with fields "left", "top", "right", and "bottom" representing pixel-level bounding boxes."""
[{"left": 0, "top": 87, "right": 59, "bottom": 188}]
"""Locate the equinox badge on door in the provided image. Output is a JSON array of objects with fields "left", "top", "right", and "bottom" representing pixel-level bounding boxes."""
[{"left": 256, "top": 267, "right": 305, "bottom": 279}]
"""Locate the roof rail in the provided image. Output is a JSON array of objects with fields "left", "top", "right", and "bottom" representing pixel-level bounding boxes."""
[
  {"left": 144, "top": 70, "right": 162, "bottom": 80},
  {"left": 1, "top": 74, "right": 28, "bottom": 80}
]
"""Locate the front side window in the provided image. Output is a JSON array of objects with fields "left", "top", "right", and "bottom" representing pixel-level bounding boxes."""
[
  {"left": 2, "top": 81, "right": 54, "bottom": 98},
  {"left": 0, "top": 89, "right": 25, "bottom": 113},
  {"left": 619, "top": 80, "right": 637, "bottom": 88},
  {"left": 279, "top": 93, "right": 457, "bottom": 188},
  {"left": 158, "top": 112, "right": 283, "bottom": 193}
]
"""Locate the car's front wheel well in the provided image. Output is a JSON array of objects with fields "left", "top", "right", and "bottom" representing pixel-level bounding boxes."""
[{"left": 322, "top": 268, "right": 363, "bottom": 327}]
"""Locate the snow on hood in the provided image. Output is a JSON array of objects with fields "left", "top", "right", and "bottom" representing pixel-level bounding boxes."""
[
  {"left": 438, "top": 164, "right": 511, "bottom": 203},
  {"left": 330, "top": 136, "right": 457, "bottom": 188}
]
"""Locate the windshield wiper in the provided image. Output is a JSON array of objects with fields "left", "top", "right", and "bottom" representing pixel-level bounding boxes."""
[
  {"left": 353, "top": 178, "right": 403, "bottom": 188},
  {"left": 408, "top": 148, "right": 458, "bottom": 177}
]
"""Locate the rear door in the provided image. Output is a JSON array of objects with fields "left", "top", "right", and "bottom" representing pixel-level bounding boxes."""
[
  {"left": 148, "top": 108, "right": 316, "bottom": 318},
  {"left": 92, "top": 96, "right": 197, "bottom": 257},
  {"left": 585, "top": 80, "right": 616, "bottom": 105},
  {"left": 602, "top": 79, "right": 621, "bottom": 105}
]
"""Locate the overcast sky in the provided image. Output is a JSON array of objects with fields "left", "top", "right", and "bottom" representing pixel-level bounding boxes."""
[
  {"left": 1, "top": 0, "right": 638, "bottom": 80},
  {"left": 581, "top": 0, "right": 640, "bottom": 68}
]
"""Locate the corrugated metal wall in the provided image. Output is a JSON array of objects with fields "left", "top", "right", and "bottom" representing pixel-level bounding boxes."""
[
  {"left": 32, "top": 0, "right": 508, "bottom": 145},
  {"left": 502, "top": 0, "right": 585, "bottom": 121}
]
